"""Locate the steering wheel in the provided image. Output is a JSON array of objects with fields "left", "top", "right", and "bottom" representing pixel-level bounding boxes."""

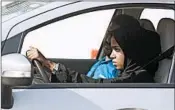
[{"left": 32, "top": 59, "right": 50, "bottom": 83}]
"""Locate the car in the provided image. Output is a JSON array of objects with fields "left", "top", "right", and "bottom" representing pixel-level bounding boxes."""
[{"left": 1, "top": 0, "right": 175, "bottom": 110}]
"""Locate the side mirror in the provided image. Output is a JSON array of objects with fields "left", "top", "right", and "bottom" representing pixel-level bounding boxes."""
[
  {"left": 2, "top": 53, "right": 33, "bottom": 86},
  {"left": 1, "top": 53, "right": 33, "bottom": 109}
]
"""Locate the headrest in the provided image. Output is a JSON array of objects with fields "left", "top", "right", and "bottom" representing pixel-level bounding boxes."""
[
  {"left": 157, "top": 18, "right": 175, "bottom": 52},
  {"left": 139, "top": 19, "right": 156, "bottom": 31}
]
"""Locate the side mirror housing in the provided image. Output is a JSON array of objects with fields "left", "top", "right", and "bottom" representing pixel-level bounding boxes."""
[
  {"left": 1, "top": 53, "right": 33, "bottom": 109},
  {"left": 1, "top": 53, "right": 33, "bottom": 86}
]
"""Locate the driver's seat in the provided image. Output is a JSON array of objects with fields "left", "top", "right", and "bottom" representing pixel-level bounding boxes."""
[{"left": 154, "top": 18, "right": 175, "bottom": 83}]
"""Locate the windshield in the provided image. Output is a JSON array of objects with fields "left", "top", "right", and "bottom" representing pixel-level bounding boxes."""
[{"left": 2, "top": 1, "right": 57, "bottom": 22}]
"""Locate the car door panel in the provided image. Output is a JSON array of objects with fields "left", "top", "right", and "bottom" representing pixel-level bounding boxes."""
[{"left": 9, "top": 87, "right": 174, "bottom": 110}]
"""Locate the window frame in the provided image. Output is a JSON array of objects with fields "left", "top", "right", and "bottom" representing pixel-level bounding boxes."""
[{"left": 3, "top": 3, "right": 174, "bottom": 88}]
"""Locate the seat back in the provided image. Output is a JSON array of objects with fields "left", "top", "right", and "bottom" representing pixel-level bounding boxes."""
[
  {"left": 139, "top": 19, "right": 156, "bottom": 31},
  {"left": 154, "top": 18, "right": 175, "bottom": 83}
]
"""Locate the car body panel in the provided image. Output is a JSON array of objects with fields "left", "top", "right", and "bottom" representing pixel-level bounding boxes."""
[{"left": 10, "top": 88, "right": 174, "bottom": 110}]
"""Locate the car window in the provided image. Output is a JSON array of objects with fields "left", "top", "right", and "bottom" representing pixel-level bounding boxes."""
[
  {"left": 140, "top": 8, "right": 174, "bottom": 84},
  {"left": 21, "top": 9, "right": 115, "bottom": 59},
  {"left": 140, "top": 8, "right": 174, "bottom": 29}
]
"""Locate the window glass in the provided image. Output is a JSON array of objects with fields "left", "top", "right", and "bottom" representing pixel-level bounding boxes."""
[{"left": 140, "top": 8, "right": 174, "bottom": 29}]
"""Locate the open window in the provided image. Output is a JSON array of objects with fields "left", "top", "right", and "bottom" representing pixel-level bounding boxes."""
[
  {"left": 19, "top": 4, "right": 174, "bottom": 84},
  {"left": 21, "top": 9, "right": 115, "bottom": 59}
]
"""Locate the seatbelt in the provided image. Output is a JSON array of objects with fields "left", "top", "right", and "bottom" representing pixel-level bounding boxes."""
[{"left": 141, "top": 45, "right": 175, "bottom": 69}]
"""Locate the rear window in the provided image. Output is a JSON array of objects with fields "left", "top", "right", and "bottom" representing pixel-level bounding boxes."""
[{"left": 140, "top": 8, "right": 174, "bottom": 29}]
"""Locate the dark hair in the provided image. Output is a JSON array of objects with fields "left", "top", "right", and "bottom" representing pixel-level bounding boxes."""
[
  {"left": 104, "top": 14, "right": 161, "bottom": 75},
  {"left": 103, "top": 14, "right": 141, "bottom": 57},
  {"left": 102, "top": 35, "right": 112, "bottom": 57},
  {"left": 108, "top": 14, "right": 140, "bottom": 32}
]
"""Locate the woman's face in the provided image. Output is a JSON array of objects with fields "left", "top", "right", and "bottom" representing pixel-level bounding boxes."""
[{"left": 110, "top": 36, "right": 125, "bottom": 70}]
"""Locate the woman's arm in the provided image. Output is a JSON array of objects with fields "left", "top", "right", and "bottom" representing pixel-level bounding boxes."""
[
  {"left": 53, "top": 63, "right": 101, "bottom": 83},
  {"left": 26, "top": 46, "right": 100, "bottom": 83},
  {"left": 102, "top": 70, "right": 154, "bottom": 83}
]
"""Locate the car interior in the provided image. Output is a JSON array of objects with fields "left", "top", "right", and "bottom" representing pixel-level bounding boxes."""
[
  {"left": 33, "top": 7, "right": 174, "bottom": 84},
  {"left": 98, "top": 8, "right": 175, "bottom": 84}
]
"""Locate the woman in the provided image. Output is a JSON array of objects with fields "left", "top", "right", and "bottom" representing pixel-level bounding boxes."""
[{"left": 27, "top": 14, "right": 161, "bottom": 83}]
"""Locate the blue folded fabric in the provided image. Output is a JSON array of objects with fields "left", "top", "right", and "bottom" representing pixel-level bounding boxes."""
[{"left": 86, "top": 57, "right": 119, "bottom": 79}]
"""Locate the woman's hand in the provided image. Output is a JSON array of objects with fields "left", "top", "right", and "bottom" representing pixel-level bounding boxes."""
[
  {"left": 26, "top": 46, "right": 56, "bottom": 72},
  {"left": 26, "top": 46, "right": 46, "bottom": 63}
]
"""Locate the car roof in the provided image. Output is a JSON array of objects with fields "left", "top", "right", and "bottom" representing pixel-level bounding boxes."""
[
  {"left": 2, "top": 0, "right": 174, "bottom": 23},
  {"left": 1, "top": 0, "right": 174, "bottom": 41},
  {"left": 2, "top": 1, "right": 73, "bottom": 22}
]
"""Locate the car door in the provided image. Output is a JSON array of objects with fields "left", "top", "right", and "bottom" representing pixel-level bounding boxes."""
[{"left": 1, "top": 1, "right": 175, "bottom": 110}]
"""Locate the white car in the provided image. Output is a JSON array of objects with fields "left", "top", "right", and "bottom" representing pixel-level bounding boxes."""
[{"left": 1, "top": 1, "right": 175, "bottom": 110}]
